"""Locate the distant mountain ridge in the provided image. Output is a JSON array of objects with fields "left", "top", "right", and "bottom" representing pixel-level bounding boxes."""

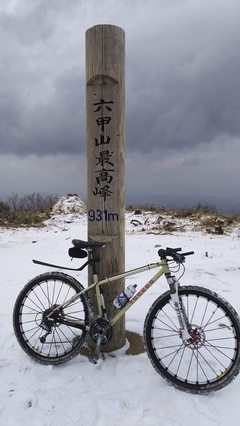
[{"left": 125, "top": 193, "right": 240, "bottom": 215}]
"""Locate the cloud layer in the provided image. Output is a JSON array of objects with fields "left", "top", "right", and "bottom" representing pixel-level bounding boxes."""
[{"left": 0, "top": 0, "right": 240, "bottom": 203}]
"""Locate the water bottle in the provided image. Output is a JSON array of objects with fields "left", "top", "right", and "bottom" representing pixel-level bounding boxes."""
[{"left": 113, "top": 284, "right": 137, "bottom": 309}]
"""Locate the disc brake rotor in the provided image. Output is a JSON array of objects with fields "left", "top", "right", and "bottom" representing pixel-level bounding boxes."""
[{"left": 185, "top": 324, "right": 206, "bottom": 349}]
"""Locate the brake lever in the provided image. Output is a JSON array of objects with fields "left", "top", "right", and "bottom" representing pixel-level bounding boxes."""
[{"left": 173, "top": 253, "right": 185, "bottom": 264}]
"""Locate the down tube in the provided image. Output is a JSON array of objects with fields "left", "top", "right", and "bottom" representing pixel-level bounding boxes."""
[{"left": 110, "top": 267, "right": 165, "bottom": 326}]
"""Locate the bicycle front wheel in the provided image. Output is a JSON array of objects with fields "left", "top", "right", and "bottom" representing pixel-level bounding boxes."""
[
  {"left": 13, "top": 272, "right": 92, "bottom": 365},
  {"left": 144, "top": 286, "right": 240, "bottom": 393}
]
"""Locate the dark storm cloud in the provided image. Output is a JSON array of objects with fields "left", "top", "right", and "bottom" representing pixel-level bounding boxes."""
[
  {"left": 0, "top": 0, "right": 86, "bottom": 156},
  {"left": 0, "top": 0, "right": 240, "bottom": 158},
  {"left": 22, "top": 67, "right": 85, "bottom": 156},
  {"left": 125, "top": 1, "right": 240, "bottom": 153}
]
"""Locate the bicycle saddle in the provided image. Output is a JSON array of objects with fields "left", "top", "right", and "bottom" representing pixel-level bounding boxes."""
[{"left": 72, "top": 239, "right": 106, "bottom": 249}]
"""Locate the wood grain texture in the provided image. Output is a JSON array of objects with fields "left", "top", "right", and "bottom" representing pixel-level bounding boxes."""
[{"left": 86, "top": 25, "right": 125, "bottom": 351}]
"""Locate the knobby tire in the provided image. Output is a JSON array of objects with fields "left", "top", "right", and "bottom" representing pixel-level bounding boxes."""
[
  {"left": 13, "top": 272, "right": 92, "bottom": 365},
  {"left": 144, "top": 286, "right": 240, "bottom": 393}
]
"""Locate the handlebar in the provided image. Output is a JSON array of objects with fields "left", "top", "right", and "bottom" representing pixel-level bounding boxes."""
[{"left": 158, "top": 247, "right": 194, "bottom": 263}]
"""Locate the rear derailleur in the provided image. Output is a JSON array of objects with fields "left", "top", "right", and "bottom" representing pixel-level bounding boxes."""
[{"left": 39, "top": 304, "right": 60, "bottom": 343}]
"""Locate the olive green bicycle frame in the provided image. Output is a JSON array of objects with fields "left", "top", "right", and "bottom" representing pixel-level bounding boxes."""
[{"left": 60, "top": 259, "right": 170, "bottom": 328}]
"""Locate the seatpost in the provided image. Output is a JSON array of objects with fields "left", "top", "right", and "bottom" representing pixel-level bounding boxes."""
[{"left": 88, "top": 249, "right": 99, "bottom": 283}]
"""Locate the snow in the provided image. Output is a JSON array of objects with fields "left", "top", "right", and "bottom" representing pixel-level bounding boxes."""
[{"left": 1, "top": 196, "right": 240, "bottom": 426}]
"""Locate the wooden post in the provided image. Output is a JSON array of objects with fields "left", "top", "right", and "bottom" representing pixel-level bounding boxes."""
[{"left": 85, "top": 25, "right": 125, "bottom": 351}]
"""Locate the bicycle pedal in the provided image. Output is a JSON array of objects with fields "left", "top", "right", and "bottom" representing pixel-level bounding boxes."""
[{"left": 88, "top": 356, "right": 98, "bottom": 365}]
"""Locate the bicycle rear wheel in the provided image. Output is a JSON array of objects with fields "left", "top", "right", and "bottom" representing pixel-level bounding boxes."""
[
  {"left": 13, "top": 272, "right": 92, "bottom": 365},
  {"left": 144, "top": 286, "right": 240, "bottom": 393}
]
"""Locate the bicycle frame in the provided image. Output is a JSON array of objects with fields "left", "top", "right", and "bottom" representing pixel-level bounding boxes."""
[
  {"left": 59, "top": 259, "right": 169, "bottom": 327},
  {"left": 55, "top": 255, "right": 192, "bottom": 342}
]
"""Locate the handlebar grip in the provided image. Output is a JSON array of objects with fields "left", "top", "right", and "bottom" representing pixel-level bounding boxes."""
[
  {"left": 181, "top": 251, "right": 194, "bottom": 256},
  {"left": 158, "top": 248, "right": 194, "bottom": 261},
  {"left": 166, "top": 247, "right": 182, "bottom": 252}
]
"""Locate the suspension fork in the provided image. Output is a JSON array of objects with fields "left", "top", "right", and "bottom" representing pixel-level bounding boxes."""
[{"left": 165, "top": 273, "right": 191, "bottom": 340}]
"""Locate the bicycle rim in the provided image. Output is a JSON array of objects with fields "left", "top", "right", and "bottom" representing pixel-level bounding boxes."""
[
  {"left": 13, "top": 272, "right": 91, "bottom": 364},
  {"left": 144, "top": 286, "right": 240, "bottom": 393}
]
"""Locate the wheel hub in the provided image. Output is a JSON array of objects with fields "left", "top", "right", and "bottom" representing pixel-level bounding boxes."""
[
  {"left": 41, "top": 304, "right": 60, "bottom": 330},
  {"left": 185, "top": 324, "right": 206, "bottom": 349}
]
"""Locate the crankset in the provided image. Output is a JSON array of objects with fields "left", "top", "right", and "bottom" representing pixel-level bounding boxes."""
[
  {"left": 88, "top": 317, "right": 113, "bottom": 364},
  {"left": 89, "top": 317, "right": 113, "bottom": 345}
]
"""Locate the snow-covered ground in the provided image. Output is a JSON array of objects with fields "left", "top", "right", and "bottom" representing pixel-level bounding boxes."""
[{"left": 1, "top": 196, "right": 240, "bottom": 426}]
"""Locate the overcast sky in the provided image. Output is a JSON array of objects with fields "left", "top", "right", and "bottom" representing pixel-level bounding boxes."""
[{"left": 1, "top": 0, "right": 240, "bottom": 208}]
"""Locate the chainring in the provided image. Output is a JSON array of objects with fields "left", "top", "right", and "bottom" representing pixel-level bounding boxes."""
[{"left": 89, "top": 317, "right": 113, "bottom": 345}]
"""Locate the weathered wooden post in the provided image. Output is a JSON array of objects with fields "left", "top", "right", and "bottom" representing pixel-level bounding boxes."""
[{"left": 85, "top": 25, "right": 125, "bottom": 351}]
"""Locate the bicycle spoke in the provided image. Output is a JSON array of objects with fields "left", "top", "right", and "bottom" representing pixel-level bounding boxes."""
[
  {"left": 14, "top": 273, "right": 90, "bottom": 363},
  {"left": 200, "top": 299, "right": 209, "bottom": 328},
  {"left": 145, "top": 286, "right": 240, "bottom": 392},
  {"left": 189, "top": 296, "right": 199, "bottom": 324},
  {"left": 175, "top": 346, "right": 186, "bottom": 376}
]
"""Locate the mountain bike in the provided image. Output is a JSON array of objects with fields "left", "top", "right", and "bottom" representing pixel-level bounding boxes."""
[{"left": 13, "top": 239, "right": 240, "bottom": 394}]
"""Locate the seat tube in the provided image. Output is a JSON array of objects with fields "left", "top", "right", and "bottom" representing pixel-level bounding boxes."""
[{"left": 88, "top": 248, "right": 98, "bottom": 283}]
